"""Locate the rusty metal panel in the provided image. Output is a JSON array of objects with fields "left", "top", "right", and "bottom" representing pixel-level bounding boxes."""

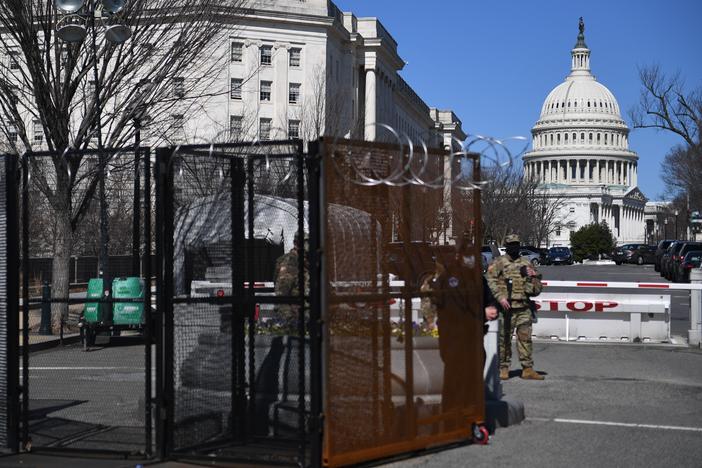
[{"left": 320, "top": 139, "right": 485, "bottom": 467}]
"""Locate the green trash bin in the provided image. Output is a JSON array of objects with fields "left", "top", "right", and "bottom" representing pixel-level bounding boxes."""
[
  {"left": 83, "top": 278, "right": 104, "bottom": 324},
  {"left": 112, "top": 277, "right": 145, "bottom": 326}
]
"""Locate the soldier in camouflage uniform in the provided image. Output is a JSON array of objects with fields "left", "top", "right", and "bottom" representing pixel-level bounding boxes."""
[
  {"left": 486, "top": 234, "right": 544, "bottom": 380},
  {"left": 419, "top": 272, "right": 438, "bottom": 332},
  {"left": 273, "top": 232, "right": 309, "bottom": 325}
]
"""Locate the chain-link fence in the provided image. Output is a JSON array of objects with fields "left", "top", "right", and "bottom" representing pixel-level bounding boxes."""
[
  {"left": 16, "top": 147, "right": 153, "bottom": 455},
  {"left": 156, "top": 140, "right": 320, "bottom": 465}
]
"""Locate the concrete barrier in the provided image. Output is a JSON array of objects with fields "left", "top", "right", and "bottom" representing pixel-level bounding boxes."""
[{"left": 532, "top": 292, "right": 670, "bottom": 343}]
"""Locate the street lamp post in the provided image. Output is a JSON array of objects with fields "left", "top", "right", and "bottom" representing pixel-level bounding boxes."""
[
  {"left": 664, "top": 217, "right": 669, "bottom": 240},
  {"left": 675, "top": 210, "right": 679, "bottom": 240},
  {"left": 56, "top": 0, "right": 131, "bottom": 320},
  {"left": 132, "top": 117, "right": 141, "bottom": 276}
]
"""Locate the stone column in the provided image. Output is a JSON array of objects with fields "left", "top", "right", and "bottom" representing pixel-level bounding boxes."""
[
  {"left": 273, "top": 43, "right": 289, "bottom": 138},
  {"left": 586, "top": 159, "right": 591, "bottom": 183},
  {"left": 364, "top": 64, "right": 377, "bottom": 141},
  {"left": 596, "top": 160, "right": 601, "bottom": 184},
  {"left": 630, "top": 162, "right": 634, "bottom": 186},
  {"left": 569, "top": 160, "right": 574, "bottom": 183}
]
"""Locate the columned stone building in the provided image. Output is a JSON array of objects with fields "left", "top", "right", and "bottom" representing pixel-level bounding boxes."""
[{"left": 523, "top": 19, "right": 646, "bottom": 246}]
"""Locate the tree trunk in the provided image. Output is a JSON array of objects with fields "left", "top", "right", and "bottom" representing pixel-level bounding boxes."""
[{"left": 51, "top": 208, "right": 72, "bottom": 331}]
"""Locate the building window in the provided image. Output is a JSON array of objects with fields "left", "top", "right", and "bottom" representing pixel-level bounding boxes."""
[
  {"left": 8, "top": 85, "right": 19, "bottom": 105},
  {"left": 288, "top": 119, "right": 300, "bottom": 139},
  {"left": 556, "top": 225, "right": 561, "bottom": 236},
  {"left": 259, "top": 118, "right": 271, "bottom": 141},
  {"left": 260, "top": 45, "right": 272, "bottom": 66},
  {"left": 173, "top": 77, "right": 185, "bottom": 98},
  {"left": 581, "top": 132, "right": 585, "bottom": 143},
  {"left": 589, "top": 133, "right": 593, "bottom": 143},
  {"left": 230, "top": 115, "right": 242, "bottom": 137},
  {"left": 6, "top": 122, "right": 17, "bottom": 143},
  {"left": 172, "top": 114, "right": 184, "bottom": 130},
  {"left": 572, "top": 132, "right": 576, "bottom": 142},
  {"left": 564, "top": 133, "right": 568, "bottom": 143},
  {"left": 230, "top": 42, "right": 243, "bottom": 62},
  {"left": 289, "top": 48, "right": 301, "bottom": 67},
  {"left": 288, "top": 83, "right": 300, "bottom": 104},
  {"left": 230, "top": 78, "right": 242, "bottom": 100},
  {"left": 260, "top": 81, "right": 272, "bottom": 101},
  {"left": 8, "top": 49, "right": 20, "bottom": 70},
  {"left": 33, "top": 120, "right": 43, "bottom": 143}
]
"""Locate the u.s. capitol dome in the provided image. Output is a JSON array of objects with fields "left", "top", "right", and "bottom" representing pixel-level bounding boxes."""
[{"left": 523, "top": 18, "right": 646, "bottom": 246}]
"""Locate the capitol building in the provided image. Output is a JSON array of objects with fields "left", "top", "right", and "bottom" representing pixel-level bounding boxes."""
[{"left": 523, "top": 19, "right": 647, "bottom": 246}]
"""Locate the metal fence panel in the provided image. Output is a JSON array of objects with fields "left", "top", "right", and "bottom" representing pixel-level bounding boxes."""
[
  {"left": 0, "top": 155, "right": 19, "bottom": 451},
  {"left": 17, "top": 148, "right": 152, "bottom": 456},
  {"left": 318, "top": 139, "right": 485, "bottom": 467},
  {"left": 158, "top": 141, "right": 320, "bottom": 466}
]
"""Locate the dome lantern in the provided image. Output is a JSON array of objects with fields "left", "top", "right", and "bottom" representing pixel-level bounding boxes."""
[{"left": 571, "top": 17, "right": 591, "bottom": 75}]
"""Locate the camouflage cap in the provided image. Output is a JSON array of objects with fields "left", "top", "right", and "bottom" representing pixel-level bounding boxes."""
[{"left": 504, "top": 234, "right": 520, "bottom": 244}]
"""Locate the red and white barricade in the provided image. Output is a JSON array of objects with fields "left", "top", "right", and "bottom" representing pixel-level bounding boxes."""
[{"left": 532, "top": 292, "right": 670, "bottom": 343}]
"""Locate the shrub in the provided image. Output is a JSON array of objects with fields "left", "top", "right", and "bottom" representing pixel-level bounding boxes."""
[{"left": 570, "top": 222, "right": 615, "bottom": 262}]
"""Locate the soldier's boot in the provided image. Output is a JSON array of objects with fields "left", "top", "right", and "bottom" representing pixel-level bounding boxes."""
[
  {"left": 499, "top": 367, "right": 510, "bottom": 380},
  {"left": 521, "top": 367, "right": 544, "bottom": 380}
]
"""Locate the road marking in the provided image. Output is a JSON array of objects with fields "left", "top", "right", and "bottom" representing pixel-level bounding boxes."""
[
  {"left": 529, "top": 417, "right": 702, "bottom": 433},
  {"left": 20, "top": 367, "right": 143, "bottom": 371}
]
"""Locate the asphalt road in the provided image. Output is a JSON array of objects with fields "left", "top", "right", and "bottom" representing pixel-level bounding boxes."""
[
  {"left": 388, "top": 342, "right": 702, "bottom": 468},
  {"left": 385, "top": 263, "right": 702, "bottom": 468},
  {"left": 25, "top": 338, "right": 148, "bottom": 452},
  {"left": 538, "top": 263, "right": 691, "bottom": 337}
]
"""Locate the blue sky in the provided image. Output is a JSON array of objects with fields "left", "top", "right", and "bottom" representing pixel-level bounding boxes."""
[{"left": 333, "top": 0, "right": 702, "bottom": 200}]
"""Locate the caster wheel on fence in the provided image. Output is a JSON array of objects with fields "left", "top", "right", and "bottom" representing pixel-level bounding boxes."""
[{"left": 472, "top": 423, "right": 489, "bottom": 445}]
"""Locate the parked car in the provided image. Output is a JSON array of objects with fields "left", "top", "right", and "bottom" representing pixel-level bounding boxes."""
[
  {"left": 481, "top": 244, "right": 501, "bottom": 272},
  {"left": 654, "top": 239, "right": 674, "bottom": 272},
  {"left": 671, "top": 242, "right": 702, "bottom": 282},
  {"left": 521, "top": 245, "right": 550, "bottom": 265},
  {"left": 677, "top": 251, "right": 702, "bottom": 283},
  {"left": 662, "top": 241, "right": 685, "bottom": 280},
  {"left": 519, "top": 249, "right": 541, "bottom": 266},
  {"left": 628, "top": 244, "right": 656, "bottom": 265},
  {"left": 611, "top": 243, "right": 646, "bottom": 265},
  {"left": 548, "top": 247, "right": 573, "bottom": 265},
  {"left": 538, "top": 248, "right": 551, "bottom": 265}
]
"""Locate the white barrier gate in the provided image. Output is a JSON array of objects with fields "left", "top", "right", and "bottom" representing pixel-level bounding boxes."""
[{"left": 532, "top": 292, "right": 671, "bottom": 343}]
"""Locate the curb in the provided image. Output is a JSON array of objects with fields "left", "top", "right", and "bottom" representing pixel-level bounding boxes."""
[
  {"left": 485, "top": 397, "right": 525, "bottom": 433},
  {"left": 22, "top": 334, "right": 82, "bottom": 353}
]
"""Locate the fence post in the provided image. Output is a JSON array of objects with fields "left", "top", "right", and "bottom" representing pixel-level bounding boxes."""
[
  {"left": 483, "top": 319, "right": 501, "bottom": 400},
  {"left": 39, "top": 280, "right": 52, "bottom": 335},
  {"left": 689, "top": 269, "right": 702, "bottom": 347}
]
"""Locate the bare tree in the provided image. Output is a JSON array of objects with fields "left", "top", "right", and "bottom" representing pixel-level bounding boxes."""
[
  {"left": 0, "top": 0, "right": 245, "bottom": 327},
  {"left": 630, "top": 65, "right": 701, "bottom": 148},
  {"left": 475, "top": 164, "right": 568, "bottom": 246},
  {"left": 630, "top": 65, "right": 702, "bottom": 212},
  {"left": 289, "top": 63, "right": 355, "bottom": 141}
]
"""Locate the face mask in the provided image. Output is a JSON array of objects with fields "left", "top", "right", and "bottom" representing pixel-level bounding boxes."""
[{"left": 506, "top": 245, "right": 520, "bottom": 259}]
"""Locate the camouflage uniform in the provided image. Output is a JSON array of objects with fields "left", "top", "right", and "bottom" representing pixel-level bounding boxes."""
[
  {"left": 486, "top": 248, "right": 542, "bottom": 370},
  {"left": 419, "top": 274, "right": 438, "bottom": 331},
  {"left": 273, "top": 248, "right": 308, "bottom": 324}
]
